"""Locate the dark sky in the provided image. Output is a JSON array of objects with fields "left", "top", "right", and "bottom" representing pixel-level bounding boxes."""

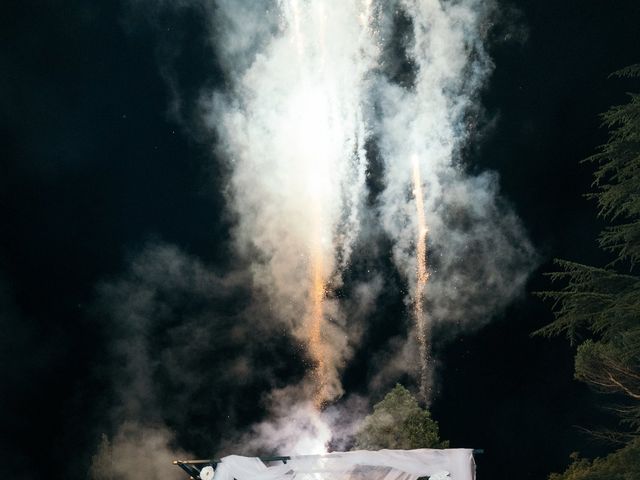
[{"left": 1, "top": 1, "right": 640, "bottom": 479}]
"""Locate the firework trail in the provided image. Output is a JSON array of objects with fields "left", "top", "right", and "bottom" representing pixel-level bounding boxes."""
[
  {"left": 214, "top": 0, "right": 379, "bottom": 408},
  {"left": 213, "top": 0, "right": 533, "bottom": 418},
  {"left": 88, "top": 0, "right": 539, "bottom": 467},
  {"left": 374, "top": 0, "right": 511, "bottom": 401},
  {"left": 306, "top": 204, "right": 329, "bottom": 408},
  {"left": 277, "top": 0, "right": 383, "bottom": 408},
  {"left": 285, "top": 0, "right": 330, "bottom": 409},
  {"left": 411, "top": 154, "right": 431, "bottom": 402}
]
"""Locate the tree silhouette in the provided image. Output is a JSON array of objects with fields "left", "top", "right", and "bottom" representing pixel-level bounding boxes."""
[
  {"left": 354, "top": 384, "right": 448, "bottom": 450},
  {"left": 539, "top": 65, "right": 640, "bottom": 478}
]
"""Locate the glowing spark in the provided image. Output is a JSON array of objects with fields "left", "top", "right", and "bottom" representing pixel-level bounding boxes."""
[
  {"left": 224, "top": 0, "right": 376, "bottom": 411},
  {"left": 283, "top": 0, "right": 333, "bottom": 409},
  {"left": 412, "top": 154, "right": 431, "bottom": 402},
  {"left": 308, "top": 248, "right": 329, "bottom": 408},
  {"left": 282, "top": 0, "right": 345, "bottom": 410}
]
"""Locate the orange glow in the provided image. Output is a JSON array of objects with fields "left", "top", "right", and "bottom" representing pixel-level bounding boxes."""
[
  {"left": 307, "top": 248, "right": 329, "bottom": 409},
  {"left": 412, "top": 154, "right": 430, "bottom": 401}
]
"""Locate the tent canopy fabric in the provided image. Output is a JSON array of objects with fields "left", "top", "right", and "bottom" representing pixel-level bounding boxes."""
[{"left": 210, "top": 449, "right": 475, "bottom": 480}]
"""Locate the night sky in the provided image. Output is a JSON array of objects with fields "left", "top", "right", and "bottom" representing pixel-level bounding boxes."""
[{"left": 1, "top": 1, "right": 640, "bottom": 479}]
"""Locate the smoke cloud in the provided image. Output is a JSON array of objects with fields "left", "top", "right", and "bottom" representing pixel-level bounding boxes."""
[
  {"left": 223, "top": 386, "right": 369, "bottom": 456},
  {"left": 377, "top": 0, "right": 533, "bottom": 325},
  {"left": 101, "top": 0, "right": 537, "bottom": 463},
  {"left": 373, "top": 0, "right": 535, "bottom": 396},
  {"left": 208, "top": 0, "right": 535, "bottom": 407},
  {"left": 208, "top": 0, "right": 381, "bottom": 405},
  {"left": 89, "top": 243, "right": 307, "bottom": 477}
]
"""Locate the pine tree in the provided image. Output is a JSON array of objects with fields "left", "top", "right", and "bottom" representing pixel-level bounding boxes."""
[
  {"left": 538, "top": 65, "right": 640, "bottom": 479},
  {"left": 537, "top": 65, "right": 640, "bottom": 435},
  {"left": 547, "top": 438, "right": 640, "bottom": 480},
  {"left": 354, "top": 384, "right": 449, "bottom": 450}
]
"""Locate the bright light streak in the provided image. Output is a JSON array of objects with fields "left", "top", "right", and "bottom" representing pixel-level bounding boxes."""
[
  {"left": 412, "top": 153, "right": 431, "bottom": 401},
  {"left": 308, "top": 245, "right": 329, "bottom": 408},
  {"left": 279, "top": 0, "right": 376, "bottom": 408}
]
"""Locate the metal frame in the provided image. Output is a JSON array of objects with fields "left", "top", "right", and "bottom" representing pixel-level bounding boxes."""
[
  {"left": 173, "top": 451, "right": 483, "bottom": 480},
  {"left": 174, "top": 456, "right": 292, "bottom": 479}
]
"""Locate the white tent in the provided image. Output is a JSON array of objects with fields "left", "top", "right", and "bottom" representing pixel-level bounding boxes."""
[{"left": 195, "top": 449, "right": 475, "bottom": 480}]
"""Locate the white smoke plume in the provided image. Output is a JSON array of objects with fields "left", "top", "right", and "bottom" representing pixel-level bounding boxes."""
[
  {"left": 233, "top": 388, "right": 333, "bottom": 456},
  {"left": 224, "top": 386, "right": 369, "bottom": 456},
  {"left": 111, "top": 0, "right": 537, "bottom": 459},
  {"left": 375, "top": 0, "right": 535, "bottom": 397},
  {"left": 209, "top": 0, "right": 381, "bottom": 405},
  {"left": 209, "top": 0, "right": 535, "bottom": 409}
]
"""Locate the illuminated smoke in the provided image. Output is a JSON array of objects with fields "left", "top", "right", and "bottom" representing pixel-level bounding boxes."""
[
  {"left": 375, "top": 0, "right": 535, "bottom": 399},
  {"left": 210, "top": 0, "right": 534, "bottom": 433},
  {"left": 232, "top": 387, "right": 333, "bottom": 456},
  {"left": 308, "top": 252, "right": 329, "bottom": 408},
  {"left": 79, "top": 0, "right": 538, "bottom": 469},
  {"left": 411, "top": 154, "right": 431, "bottom": 402},
  {"left": 212, "top": 0, "right": 379, "bottom": 407}
]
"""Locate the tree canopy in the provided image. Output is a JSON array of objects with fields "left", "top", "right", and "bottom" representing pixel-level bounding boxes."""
[
  {"left": 538, "top": 65, "right": 640, "bottom": 478},
  {"left": 548, "top": 438, "right": 640, "bottom": 480},
  {"left": 353, "top": 384, "right": 448, "bottom": 450}
]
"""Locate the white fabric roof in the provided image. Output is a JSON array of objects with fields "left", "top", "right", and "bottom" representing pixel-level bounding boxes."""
[{"left": 211, "top": 449, "right": 475, "bottom": 480}]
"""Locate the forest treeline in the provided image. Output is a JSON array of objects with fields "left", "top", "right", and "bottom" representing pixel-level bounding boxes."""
[
  {"left": 355, "top": 65, "right": 640, "bottom": 479},
  {"left": 535, "top": 64, "right": 640, "bottom": 479}
]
